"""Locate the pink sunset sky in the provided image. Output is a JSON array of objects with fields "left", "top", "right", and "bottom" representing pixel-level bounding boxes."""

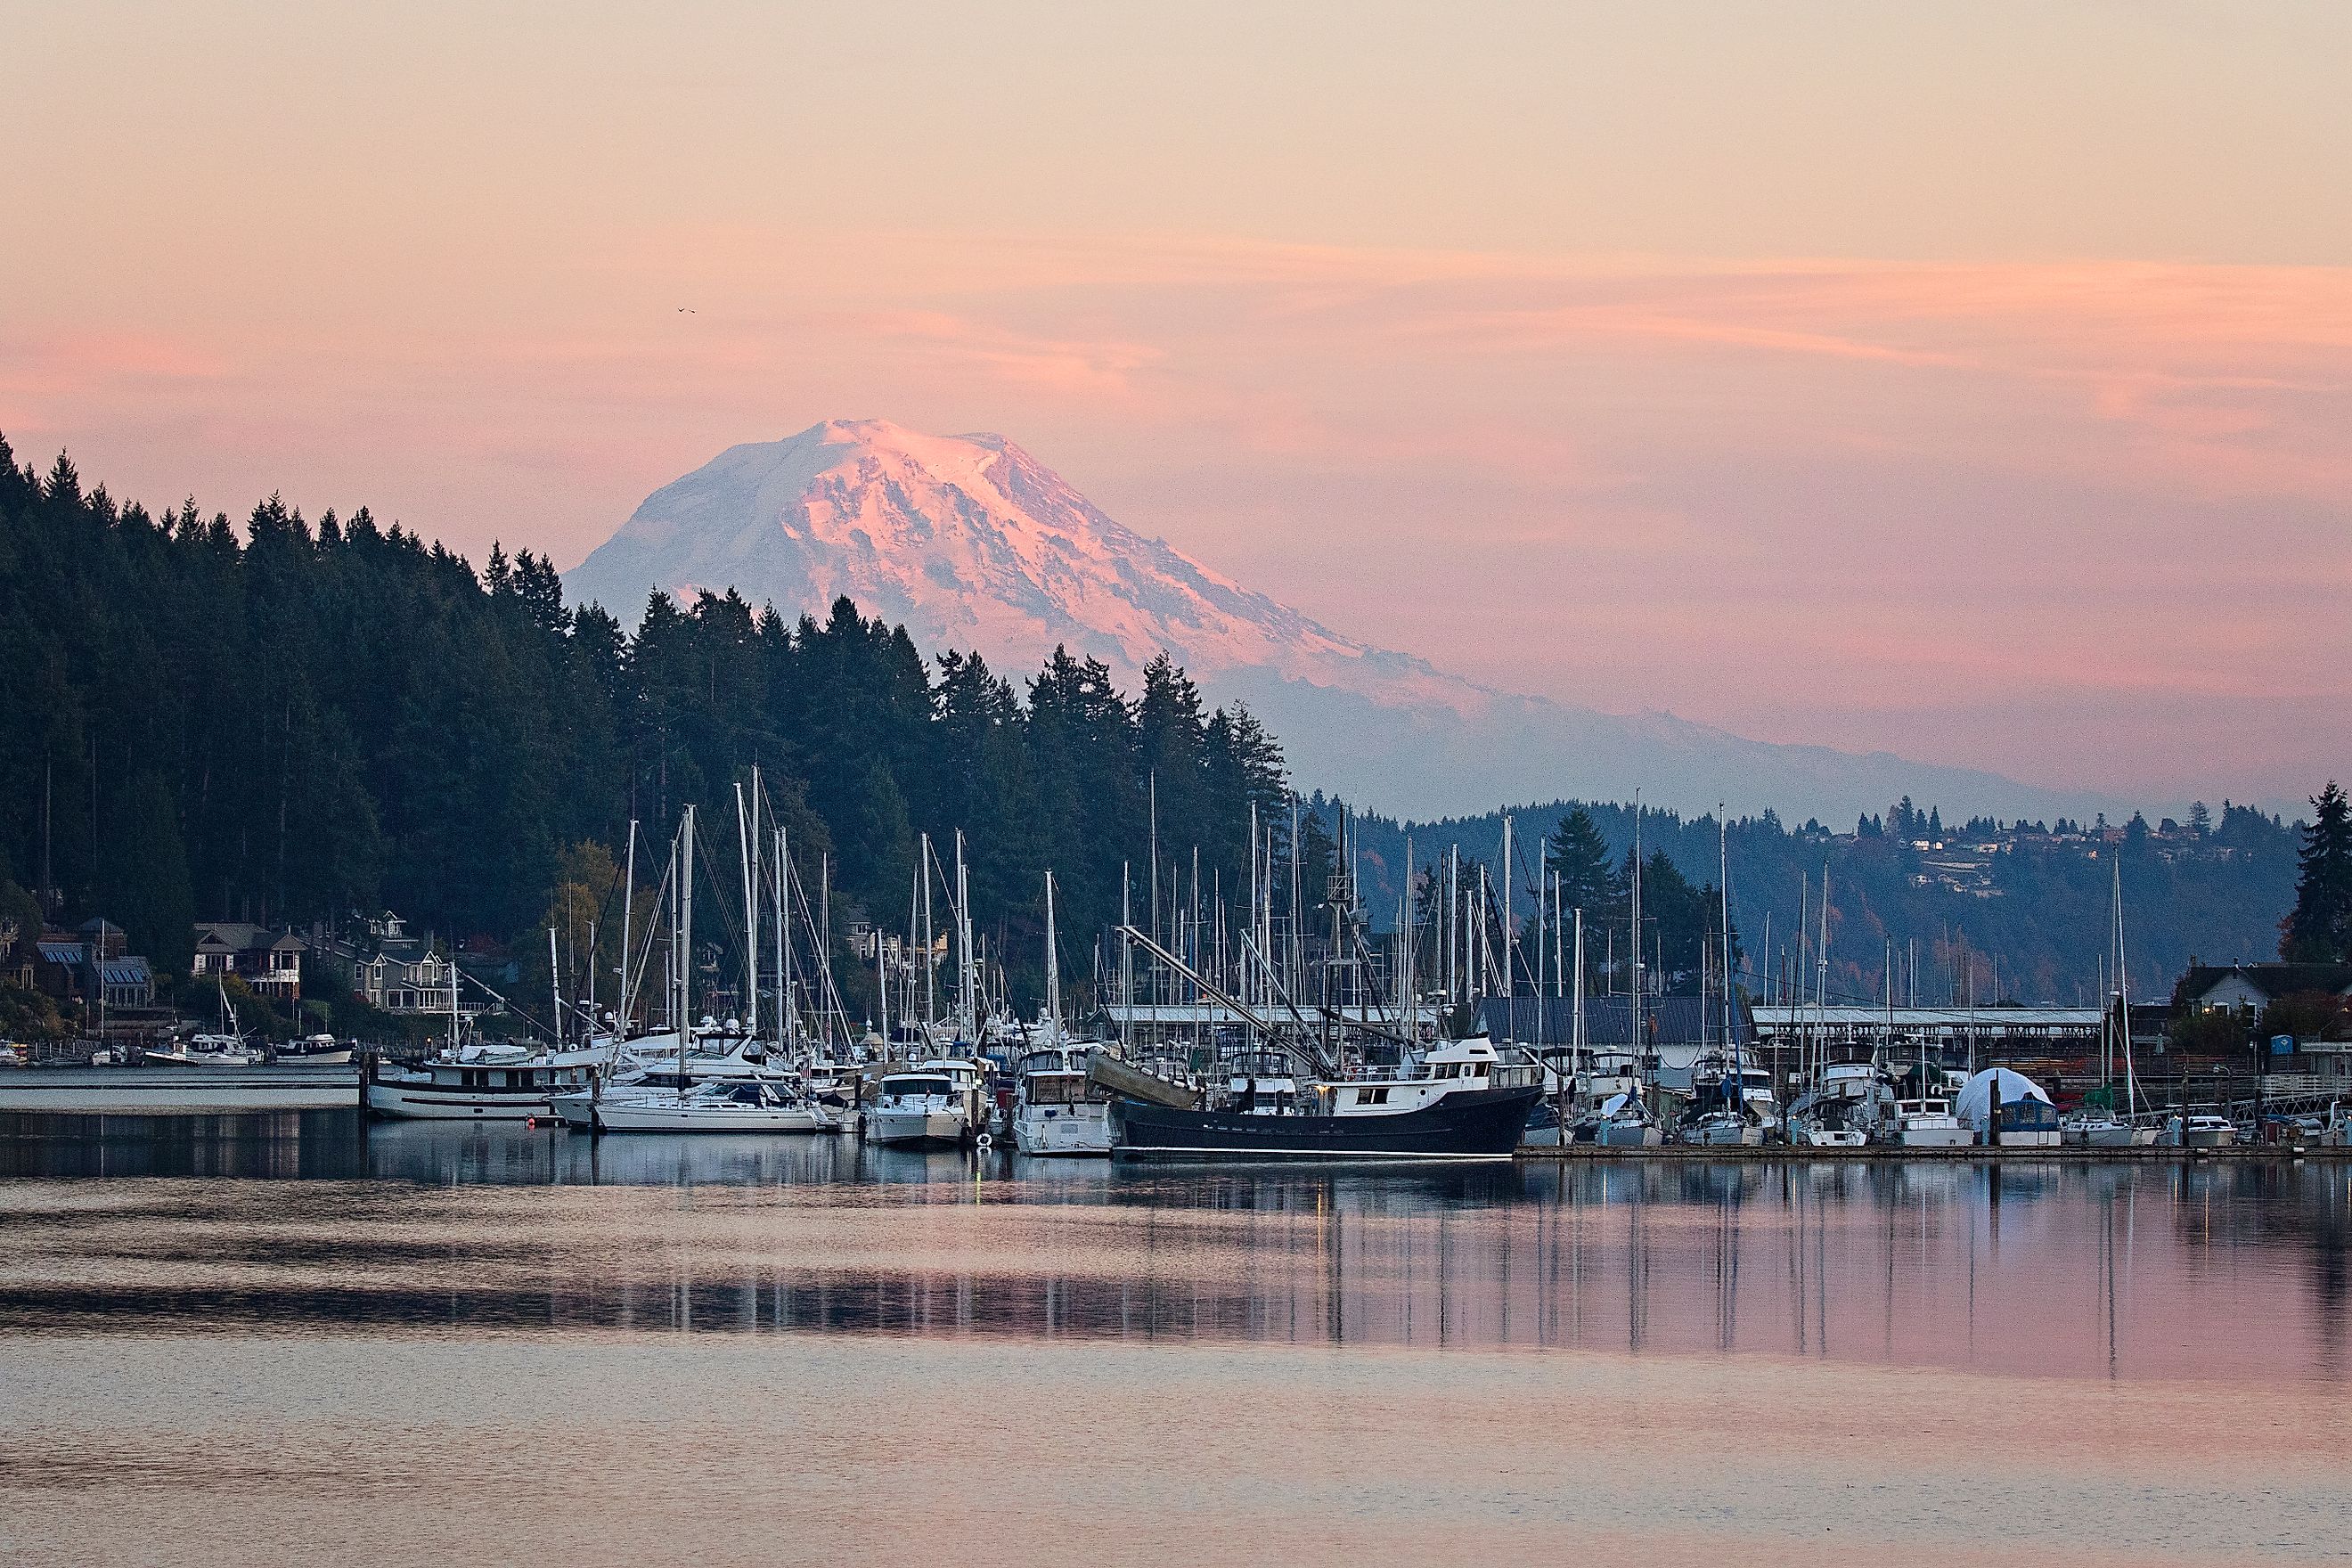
[{"left": 5, "top": 1, "right": 2348, "bottom": 810}]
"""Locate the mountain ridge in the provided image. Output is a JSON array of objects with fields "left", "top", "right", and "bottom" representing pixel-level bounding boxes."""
[{"left": 565, "top": 420, "right": 2119, "bottom": 824}]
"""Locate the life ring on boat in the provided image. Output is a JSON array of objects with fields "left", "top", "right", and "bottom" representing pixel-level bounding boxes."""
[{"left": 975, "top": 1131, "right": 993, "bottom": 1150}]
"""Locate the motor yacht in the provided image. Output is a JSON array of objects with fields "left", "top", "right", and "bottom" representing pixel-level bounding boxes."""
[
  {"left": 365, "top": 1041, "right": 608, "bottom": 1119},
  {"left": 1891, "top": 1097, "right": 1973, "bottom": 1148},
  {"left": 867, "top": 1058, "right": 985, "bottom": 1147},
  {"left": 1110, "top": 1037, "right": 1541, "bottom": 1160},
  {"left": 1011, "top": 1044, "right": 1115, "bottom": 1156}
]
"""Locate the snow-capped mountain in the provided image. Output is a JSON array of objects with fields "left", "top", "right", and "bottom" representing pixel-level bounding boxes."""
[{"left": 565, "top": 420, "right": 2103, "bottom": 822}]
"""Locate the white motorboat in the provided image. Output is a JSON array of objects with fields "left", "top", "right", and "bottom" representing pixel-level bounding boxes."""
[
  {"left": 593, "top": 1077, "right": 839, "bottom": 1134},
  {"left": 1790, "top": 1118, "right": 1867, "bottom": 1148},
  {"left": 2163, "top": 1114, "right": 2237, "bottom": 1148},
  {"left": 276, "top": 1033, "right": 353, "bottom": 1066},
  {"left": 2065, "top": 1112, "right": 2158, "bottom": 1148},
  {"left": 1788, "top": 1062, "right": 1899, "bottom": 1143},
  {"left": 365, "top": 1041, "right": 608, "bottom": 1119},
  {"left": 1686, "top": 1108, "right": 1764, "bottom": 1147},
  {"left": 1012, "top": 1045, "right": 1114, "bottom": 1156},
  {"left": 1009, "top": 872, "right": 1111, "bottom": 1156},
  {"left": 867, "top": 1058, "right": 985, "bottom": 1147},
  {"left": 1587, "top": 1091, "right": 1664, "bottom": 1147},
  {"left": 1893, "top": 1098, "right": 1973, "bottom": 1148}
]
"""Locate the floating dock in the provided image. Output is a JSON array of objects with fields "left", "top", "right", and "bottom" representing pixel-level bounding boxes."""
[{"left": 0, "top": 1066, "right": 360, "bottom": 1114}]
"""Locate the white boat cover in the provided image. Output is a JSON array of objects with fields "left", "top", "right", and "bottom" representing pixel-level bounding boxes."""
[{"left": 1953, "top": 1067, "right": 2054, "bottom": 1131}]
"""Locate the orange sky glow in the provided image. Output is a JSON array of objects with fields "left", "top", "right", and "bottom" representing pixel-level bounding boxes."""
[{"left": 5, "top": 1, "right": 2348, "bottom": 809}]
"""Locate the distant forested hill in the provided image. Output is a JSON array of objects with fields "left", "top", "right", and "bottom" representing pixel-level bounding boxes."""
[
  {"left": 0, "top": 437, "right": 2305, "bottom": 1021},
  {"left": 0, "top": 438, "right": 1286, "bottom": 1007},
  {"left": 1321, "top": 796, "right": 2299, "bottom": 1005}
]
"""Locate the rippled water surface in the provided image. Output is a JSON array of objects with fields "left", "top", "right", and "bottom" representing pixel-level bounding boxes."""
[{"left": 3, "top": 1112, "right": 2348, "bottom": 1565}]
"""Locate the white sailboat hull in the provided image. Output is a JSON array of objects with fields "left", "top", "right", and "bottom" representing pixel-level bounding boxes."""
[
  {"left": 1898, "top": 1123, "right": 1974, "bottom": 1148},
  {"left": 592, "top": 1095, "right": 837, "bottom": 1134}
]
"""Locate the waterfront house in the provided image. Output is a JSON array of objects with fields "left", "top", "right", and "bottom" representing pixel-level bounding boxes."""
[
  {"left": 357, "top": 948, "right": 465, "bottom": 1017},
  {"left": 30, "top": 921, "right": 158, "bottom": 1013},
  {"left": 191, "top": 921, "right": 306, "bottom": 1000}
]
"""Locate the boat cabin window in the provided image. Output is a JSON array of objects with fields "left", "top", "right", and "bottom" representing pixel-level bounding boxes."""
[
  {"left": 887, "top": 1077, "right": 952, "bottom": 1097},
  {"left": 1024, "top": 1074, "right": 1092, "bottom": 1105},
  {"left": 1354, "top": 1085, "right": 1391, "bottom": 1106}
]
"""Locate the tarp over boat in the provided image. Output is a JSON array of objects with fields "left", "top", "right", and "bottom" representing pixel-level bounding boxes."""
[{"left": 1954, "top": 1067, "right": 2054, "bottom": 1132}]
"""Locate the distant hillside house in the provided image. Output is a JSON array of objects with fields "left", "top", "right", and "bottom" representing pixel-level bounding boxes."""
[
  {"left": 2177, "top": 964, "right": 2352, "bottom": 1014},
  {"left": 192, "top": 922, "right": 306, "bottom": 1000}
]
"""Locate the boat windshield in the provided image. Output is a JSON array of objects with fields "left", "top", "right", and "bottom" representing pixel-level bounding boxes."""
[
  {"left": 1022, "top": 1072, "right": 1103, "bottom": 1105},
  {"left": 885, "top": 1077, "right": 952, "bottom": 1097}
]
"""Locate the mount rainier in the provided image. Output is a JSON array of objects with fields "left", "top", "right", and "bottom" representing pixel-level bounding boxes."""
[{"left": 564, "top": 420, "right": 2099, "bottom": 823}]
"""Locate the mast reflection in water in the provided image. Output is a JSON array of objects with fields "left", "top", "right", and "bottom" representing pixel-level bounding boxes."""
[{"left": 3, "top": 1110, "right": 2347, "bottom": 1384}]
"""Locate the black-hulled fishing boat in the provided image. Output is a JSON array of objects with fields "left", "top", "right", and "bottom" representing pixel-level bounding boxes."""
[{"left": 1109, "top": 1038, "right": 1540, "bottom": 1161}]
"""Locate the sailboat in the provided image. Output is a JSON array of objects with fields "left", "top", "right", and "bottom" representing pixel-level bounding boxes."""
[
  {"left": 586, "top": 803, "right": 842, "bottom": 1135},
  {"left": 148, "top": 981, "right": 264, "bottom": 1066},
  {"left": 2069, "top": 860, "right": 2160, "bottom": 1147}
]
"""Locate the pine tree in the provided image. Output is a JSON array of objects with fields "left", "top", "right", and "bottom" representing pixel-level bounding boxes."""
[
  {"left": 1544, "top": 806, "right": 1617, "bottom": 920},
  {"left": 2282, "top": 782, "right": 2352, "bottom": 962}
]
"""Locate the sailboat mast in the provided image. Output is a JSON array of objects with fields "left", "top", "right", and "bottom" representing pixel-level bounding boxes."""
[
  {"left": 678, "top": 804, "right": 695, "bottom": 1081},
  {"left": 1044, "top": 869, "right": 1062, "bottom": 1041},
  {"left": 1720, "top": 808, "right": 1735, "bottom": 1081},
  {"left": 1572, "top": 907, "right": 1585, "bottom": 1075},
  {"left": 821, "top": 852, "right": 833, "bottom": 1046},
  {"left": 618, "top": 817, "right": 637, "bottom": 1038},
  {"left": 1500, "top": 813, "right": 1515, "bottom": 997},
  {"left": 1401, "top": 837, "right": 1415, "bottom": 1039},
  {"left": 1629, "top": 792, "right": 1644, "bottom": 1075},
  {"left": 550, "top": 925, "right": 563, "bottom": 1048},
  {"left": 956, "top": 830, "right": 975, "bottom": 1038},
  {"left": 736, "top": 780, "right": 756, "bottom": 1040},
  {"left": 920, "top": 832, "right": 936, "bottom": 1028},
  {"left": 780, "top": 824, "right": 794, "bottom": 1054},
  {"left": 2115, "top": 858, "right": 2141, "bottom": 1115}
]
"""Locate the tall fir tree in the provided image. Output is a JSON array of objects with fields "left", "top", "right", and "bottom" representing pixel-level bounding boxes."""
[{"left": 2282, "top": 781, "right": 2352, "bottom": 962}]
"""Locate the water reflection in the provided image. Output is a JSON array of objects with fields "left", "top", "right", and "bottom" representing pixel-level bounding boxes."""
[{"left": 1, "top": 1112, "right": 2345, "bottom": 1383}]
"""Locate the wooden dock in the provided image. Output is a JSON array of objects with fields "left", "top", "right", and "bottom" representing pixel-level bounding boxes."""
[{"left": 1513, "top": 1140, "right": 2351, "bottom": 1162}]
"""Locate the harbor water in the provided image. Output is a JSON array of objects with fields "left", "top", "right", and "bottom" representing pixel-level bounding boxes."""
[{"left": 2, "top": 1111, "right": 2348, "bottom": 1564}]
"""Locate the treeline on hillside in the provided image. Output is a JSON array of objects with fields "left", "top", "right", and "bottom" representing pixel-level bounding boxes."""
[
  {"left": 0, "top": 439, "right": 1293, "bottom": 1018},
  {"left": 1325, "top": 794, "right": 2301, "bottom": 1006}
]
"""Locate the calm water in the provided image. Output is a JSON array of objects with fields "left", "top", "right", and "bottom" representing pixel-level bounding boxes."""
[{"left": 3, "top": 1113, "right": 2348, "bottom": 1565}]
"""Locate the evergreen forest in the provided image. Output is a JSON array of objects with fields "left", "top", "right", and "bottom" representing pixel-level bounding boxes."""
[{"left": 0, "top": 440, "right": 1291, "bottom": 1029}]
